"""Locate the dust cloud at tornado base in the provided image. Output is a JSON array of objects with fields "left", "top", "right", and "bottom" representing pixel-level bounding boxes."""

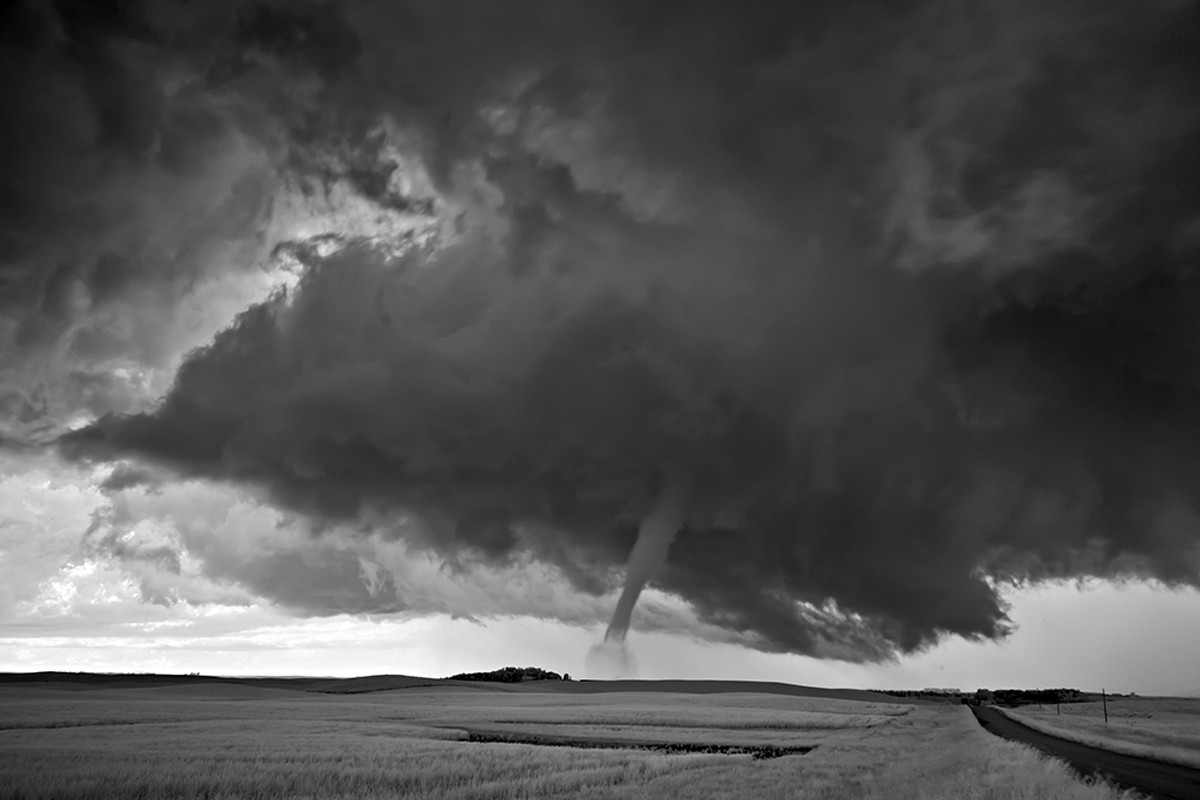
[{"left": 2, "top": 0, "right": 1195, "bottom": 665}]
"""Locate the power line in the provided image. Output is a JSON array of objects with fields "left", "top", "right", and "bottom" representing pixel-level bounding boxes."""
[{"left": 1143, "top": 675, "right": 1200, "bottom": 694}]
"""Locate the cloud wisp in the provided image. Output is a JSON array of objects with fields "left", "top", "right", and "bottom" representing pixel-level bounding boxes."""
[{"left": 15, "top": 0, "right": 1197, "bottom": 661}]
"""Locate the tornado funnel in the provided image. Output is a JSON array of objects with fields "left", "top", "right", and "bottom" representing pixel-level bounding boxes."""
[{"left": 604, "top": 471, "right": 692, "bottom": 643}]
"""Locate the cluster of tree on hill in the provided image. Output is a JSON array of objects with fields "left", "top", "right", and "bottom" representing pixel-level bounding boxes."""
[
  {"left": 985, "top": 688, "right": 1089, "bottom": 706},
  {"left": 882, "top": 687, "right": 1090, "bottom": 706},
  {"left": 449, "top": 666, "right": 570, "bottom": 683}
]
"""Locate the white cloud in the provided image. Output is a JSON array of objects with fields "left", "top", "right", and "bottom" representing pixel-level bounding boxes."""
[{"left": 0, "top": 454, "right": 106, "bottom": 618}]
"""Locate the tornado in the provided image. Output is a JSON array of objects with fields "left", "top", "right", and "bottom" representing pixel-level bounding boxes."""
[
  {"left": 605, "top": 471, "right": 692, "bottom": 643},
  {"left": 603, "top": 482, "right": 691, "bottom": 643},
  {"left": 585, "top": 471, "right": 691, "bottom": 678}
]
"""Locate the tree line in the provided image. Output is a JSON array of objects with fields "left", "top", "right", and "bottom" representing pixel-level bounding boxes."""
[{"left": 449, "top": 666, "right": 570, "bottom": 683}]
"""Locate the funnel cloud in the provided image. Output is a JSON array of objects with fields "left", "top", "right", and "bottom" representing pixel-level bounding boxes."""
[
  {"left": 604, "top": 471, "right": 691, "bottom": 645},
  {"left": 7, "top": 0, "right": 1194, "bottom": 662}
]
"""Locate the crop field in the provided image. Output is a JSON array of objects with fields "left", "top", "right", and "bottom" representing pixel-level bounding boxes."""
[
  {"left": 0, "top": 680, "right": 1139, "bottom": 800},
  {"left": 1001, "top": 696, "right": 1200, "bottom": 770}
]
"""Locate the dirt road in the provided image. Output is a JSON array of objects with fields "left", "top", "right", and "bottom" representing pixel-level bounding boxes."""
[{"left": 971, "top": 706, "right": 1200, "bottom": 800}]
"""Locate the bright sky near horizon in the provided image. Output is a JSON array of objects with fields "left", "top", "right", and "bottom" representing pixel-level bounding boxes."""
[
  {"left": 2, "top": 0, "right": 1199, "bottom": 694},
  {"left": 3, "top": 456, "right": 1199, "bottom": 694},
  {"left": 4, "top": 582, "right": 1200, "bottom": 695}
]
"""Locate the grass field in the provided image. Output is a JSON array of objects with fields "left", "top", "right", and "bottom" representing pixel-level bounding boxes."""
[
  {"left": 0, "top": 679, "right": 1140, "bottom": 799},
  {"left": 1001, "top": 696, "right": 1200, "bottom": 770}
]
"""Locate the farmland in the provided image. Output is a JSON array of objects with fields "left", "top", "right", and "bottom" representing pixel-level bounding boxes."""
[
  {"left": 1001, "top": 696, "right": 1200, "bottom": 770},
  {"left": 0, "top": 676, "right": 1139, "bottom": 800}
]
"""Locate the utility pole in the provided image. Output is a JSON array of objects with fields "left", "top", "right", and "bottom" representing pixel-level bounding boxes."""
[{"left": 1102, "top": 688, "right": 1108, "bottom": 723}]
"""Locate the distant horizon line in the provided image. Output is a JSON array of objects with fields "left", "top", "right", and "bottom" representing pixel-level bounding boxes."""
[{"left": 0, "top": 668, "right": 1187, "bottom": 697}]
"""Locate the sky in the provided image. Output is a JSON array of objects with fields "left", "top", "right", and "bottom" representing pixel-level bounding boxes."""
[{"left": 1, "top": 0, "right": 1199, "bottom": 694}]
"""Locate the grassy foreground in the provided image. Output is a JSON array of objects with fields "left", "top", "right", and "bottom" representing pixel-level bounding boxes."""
[
  {"left": 1001, "top": 696, "right": 1200, "bottom": 770},
  {"left": 0, "top": 681, "right": 1138, "bottom": 800}
]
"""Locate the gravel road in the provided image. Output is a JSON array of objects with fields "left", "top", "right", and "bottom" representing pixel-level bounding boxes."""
[{"left": 971, "top": 705, "right": 1200, "bottom": 800}]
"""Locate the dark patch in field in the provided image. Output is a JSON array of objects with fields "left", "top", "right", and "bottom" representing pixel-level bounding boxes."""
[{"left": 463, "top": 730, "right": 815, "bottom": 760}]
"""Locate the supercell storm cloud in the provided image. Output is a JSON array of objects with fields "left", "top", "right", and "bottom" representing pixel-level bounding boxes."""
[{"left": 4, "top": 0, "right": 1196, "bottom": 661}]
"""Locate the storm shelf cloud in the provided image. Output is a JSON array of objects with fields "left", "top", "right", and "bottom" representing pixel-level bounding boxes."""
[{"left": 3, "top": 0, "right": 1198, "bottom": 665}]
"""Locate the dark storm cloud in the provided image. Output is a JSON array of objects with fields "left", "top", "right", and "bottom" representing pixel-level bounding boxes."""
[
  {"left": 0, "top": 0, "right": 431, "bottom": 443},
  {"left": 0, "top": 0, "right": 278, "bottom": 439},
  {"left": 53, "top": 0, "right": 1200, "bottom": 659}
]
